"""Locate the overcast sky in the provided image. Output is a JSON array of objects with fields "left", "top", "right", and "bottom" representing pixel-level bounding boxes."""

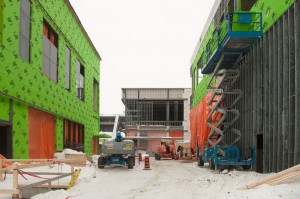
[{"left": 69, "top": 0, "right": 214, "bottom": 115}]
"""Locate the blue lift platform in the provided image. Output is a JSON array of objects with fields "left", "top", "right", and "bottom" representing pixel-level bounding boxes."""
[{"left": 201, "top": 12, "right": 263, "bottom": 74}]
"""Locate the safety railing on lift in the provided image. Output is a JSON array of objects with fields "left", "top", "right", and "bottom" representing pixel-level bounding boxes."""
[{"left": 200, "top": 12, "right": 262, "bottom": 73}]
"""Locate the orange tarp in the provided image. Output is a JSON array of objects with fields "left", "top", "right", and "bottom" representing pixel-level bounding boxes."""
[
  {"left": 190, "top": 93, "right": 222, "bottom": 155},
  {"left": 0, "top": 154, "right": 12, "bottom": 168},
  {"left": 169, "top": 132, "right": 184, "bottom": 137},
  {"left": 28, "top": 107, "right": 54, "bottom": 159}
]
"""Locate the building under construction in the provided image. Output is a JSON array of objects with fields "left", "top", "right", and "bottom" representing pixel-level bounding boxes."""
[
  {"left": 122, "top": 88, "right": 191, "bottom": 153},
  {"left": 190, "top": 0, "right": 300, "bottom": 173}
]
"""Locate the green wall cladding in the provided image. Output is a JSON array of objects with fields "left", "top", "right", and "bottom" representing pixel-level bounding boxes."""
[
  {"left": 0, "top": 0, "right": 100, "bottom": 157},
  {"left": 55, "top": 116, "right": 64, "bottom": 151},
  {"left": 191, "top": 0, "right": 295, "bottom": 107},
  {"left": 192, "top": 75, "right": 212, "bottom": 107},
  {"left": 0, "top": 0, "right": 3, "bottom": 43},
  {"left": 251, "top": 0, "right": 294, "bottom": 31},
  {"left": 13, "top": 100, "right": 29, "bottom": 159},
  {"left": 0, "top": 95, "right": 10, "bottom": 121}
]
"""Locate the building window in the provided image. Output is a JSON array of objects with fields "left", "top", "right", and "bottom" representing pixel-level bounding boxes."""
[
  {"left": 64, "top": 120, "right": 84, "bottom": 152},
  {"left": 93, "top": 79, "right": 99, "bottom": 112},
  {"left": 197, "top": 54, "right": 204, "bottom": 84},
  {"left": 241, "top": 0, "right": 257, "bottom": 11},
  {"left": 76, "top": 60, "right": 84, "bottom": 100},
  {"left": 206, "top": 41, "right": 211, "bottom": 61},
  {"left": 228, "top": 0, "right": 234, "bottom": 12},
  {"left": 42, "top": 20, "right": 58, "bottom": 82},
  {"left": 19, "top": 0, "right": 31, "bottom": 61},
  {"left": 198, "top": 66, "right": 203, "bottom": 84},
  {"left": 65, "top": 47, "right": 71, "bottom": 90}
]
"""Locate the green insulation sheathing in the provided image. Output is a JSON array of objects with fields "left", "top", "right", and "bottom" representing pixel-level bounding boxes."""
[{"left": 0, "top": 0, "right": 100, "bottom": 157}]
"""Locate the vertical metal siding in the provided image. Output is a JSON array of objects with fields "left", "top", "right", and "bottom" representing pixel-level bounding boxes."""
[
  {"left": 288, "top": 6, "right": 295, "bottom": 168},
  {"left": 295, "top": 0, "right": 300, "bottom": 165},
  {"left": 225, "top": 1, "right": 300, "bottom": 173},
  {"left": 277, "top": 17, "right": 284, "bottom": 172}
]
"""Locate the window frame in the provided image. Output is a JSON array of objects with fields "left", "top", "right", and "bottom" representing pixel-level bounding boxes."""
[
  {"left": 65, "top": 47, "right": 71, "bottom": 90},
  {"left": 76, "top": 60, "right": 85, "bottom": 101},
  {"left": 42, "top": 19, "right": 58, "bottom": 82},
  {"left": 93, "top": 79, "right": 99, "bottom": 112},
  {"left": 19, "top": 0, "right": 31, "bottom": 62},
  {"left": 64, "top": 120, "right": 84, "bottom": 152}
]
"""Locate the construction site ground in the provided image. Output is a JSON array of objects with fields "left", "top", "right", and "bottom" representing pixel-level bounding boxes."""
[{"left": 1, "top": 157, "right": 300, "bottom": 199}]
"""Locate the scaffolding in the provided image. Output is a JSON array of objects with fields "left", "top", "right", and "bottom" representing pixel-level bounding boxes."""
[{"left": 122, "top": 88, "right": 187, "bottom": 127}]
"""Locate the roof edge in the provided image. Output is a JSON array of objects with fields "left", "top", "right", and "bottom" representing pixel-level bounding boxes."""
[
  {"left": 65, "top": 0, "right": 102, "bottom": 61},
  {"left": 190, "top": 0, "right": 221, "bottom": 66}
]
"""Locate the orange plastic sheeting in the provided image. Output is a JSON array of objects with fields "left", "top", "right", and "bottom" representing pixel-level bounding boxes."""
[
  {"left": 92, "top": 137, "right": 98, "bottom": 155},
  {"left": 0, "top": 154, "right": 12, "bottom": 168},
  {"left": 28, "top": 107, "right": 55, "bottom": 159},
  {"left": 190, "top": 103, "right": 197, "bottom": 153},
  {"left": 169, "top": 132, "right": 183, "bottom": 137},
  {"left": 190, "top": 93, "right": 222, "bottom": 155}
]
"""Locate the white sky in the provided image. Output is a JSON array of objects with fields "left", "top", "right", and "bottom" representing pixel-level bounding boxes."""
[{"left": 69, "top": 0, "right": 215, "bottom": 115}]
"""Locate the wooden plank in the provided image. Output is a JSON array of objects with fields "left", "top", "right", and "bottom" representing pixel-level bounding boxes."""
[
  {"left": 16, "top": 162, "right": 53, "bottom": 169},
  {"left": 13, "top": 169, "right": 18, "bottom": 189},
  {"left": 268, "top": 170, "right": 300, "bottom": 185},
  {"left": 0, "top": 189, "right": 19, "bottom": 194},
  {"left": 2, "top": 159, "right": 52, "bottom": 162},
  {"left": 5, "top": 171, "right": 69, "bottom": 175},
  {"left": 240, "top": 164, "right": 300, "bottom": 189},
  {"left": 18, "top": 172, "right": 72, "bottom": 190},
  {"left": 2, "top": 159, "right": 81, "bottom": 163},
  {"left": 32, "top": 185, "right": 68, "bottom": 189}
]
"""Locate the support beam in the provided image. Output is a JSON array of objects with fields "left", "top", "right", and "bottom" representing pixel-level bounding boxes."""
[{"left": 294, "top": 0, "right": 300, "bottom": 165}]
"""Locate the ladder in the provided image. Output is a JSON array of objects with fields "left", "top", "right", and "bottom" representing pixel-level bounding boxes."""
[{"left": 205, "top": 53, "right": 242, "bottom": 156}]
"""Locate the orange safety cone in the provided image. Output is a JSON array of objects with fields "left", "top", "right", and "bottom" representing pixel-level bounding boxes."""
[
  {"left": 138, "top": 153, "right": 143, "bottom": 162},
  {"left": 143, "top": 156, "right": 151, "bottom": 170}
]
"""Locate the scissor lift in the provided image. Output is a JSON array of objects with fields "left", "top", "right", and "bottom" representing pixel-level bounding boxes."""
[{"left": 197, "top": 12, "right": 262, "bottom": 170}]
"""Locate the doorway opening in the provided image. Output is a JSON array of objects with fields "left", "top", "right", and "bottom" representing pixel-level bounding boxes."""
[
  {"left": 0, "top": 124, "right": 13, "bottom": 158},
  {"left": 256, "top": 134, "right": 263, "bottom": 173}
]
